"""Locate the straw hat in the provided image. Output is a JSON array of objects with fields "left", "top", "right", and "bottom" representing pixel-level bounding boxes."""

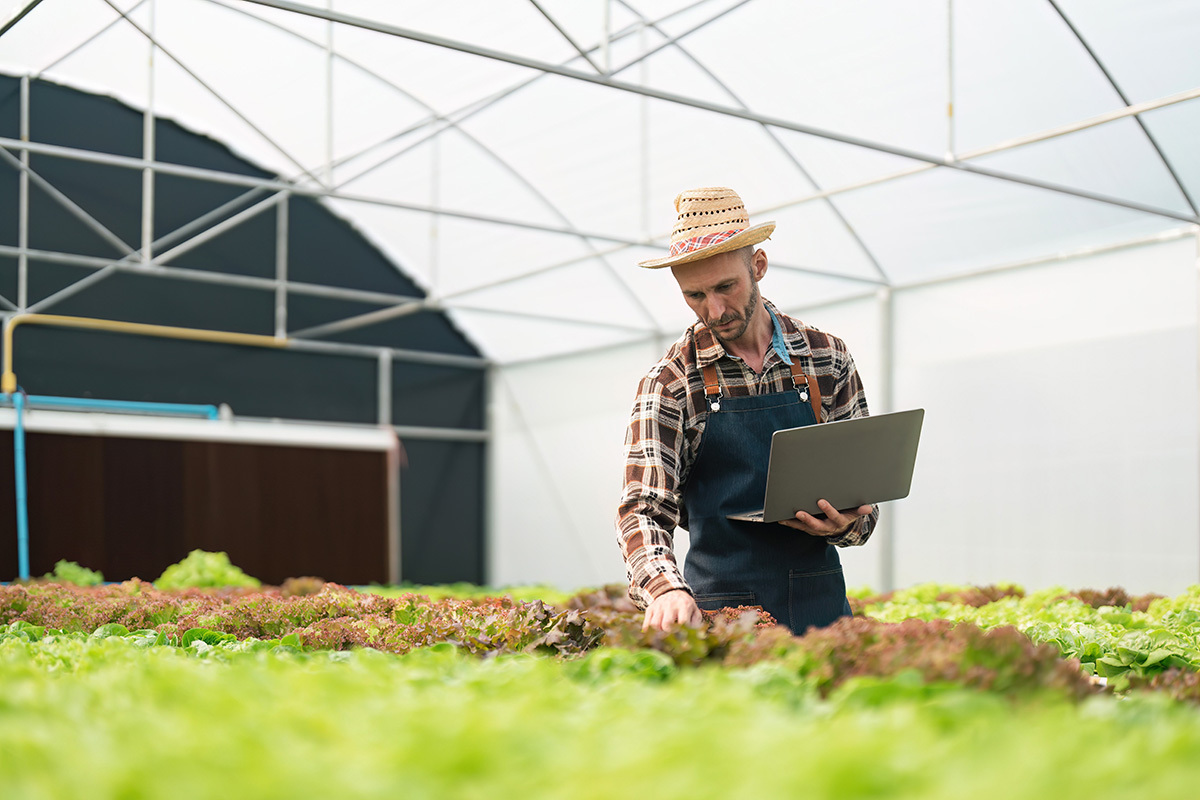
[{"left": 638, "top": 186, "right": 775, "bottom": 269}]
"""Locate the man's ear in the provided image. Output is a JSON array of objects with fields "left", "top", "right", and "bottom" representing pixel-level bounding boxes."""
[{"left": 751, "top": 248, "right": 768, "bottom": 281}]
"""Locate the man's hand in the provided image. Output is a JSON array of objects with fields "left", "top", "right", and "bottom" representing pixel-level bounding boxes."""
[
  {"left": 642, "top": 588, "right": 703, "bottom": 632},
  {"left": 779, "top": 499, "right": 872, "bottom": 537}
]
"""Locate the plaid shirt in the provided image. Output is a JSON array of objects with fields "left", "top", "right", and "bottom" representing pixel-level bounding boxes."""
[{"left": 616, "top": 300, "right": 877, "bottom": 609}]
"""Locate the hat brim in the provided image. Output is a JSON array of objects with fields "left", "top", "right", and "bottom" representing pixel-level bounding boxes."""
[{"left": 637, "top": 222, "right": 776, "bottom": 269}]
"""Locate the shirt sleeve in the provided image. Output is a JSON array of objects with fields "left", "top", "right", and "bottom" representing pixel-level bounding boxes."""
[
  {"left": 615, "top": 373, "right": 692, "bottom": 609},
  {"left": 823, "top": 346, "right": 878, "bottom": 548}
]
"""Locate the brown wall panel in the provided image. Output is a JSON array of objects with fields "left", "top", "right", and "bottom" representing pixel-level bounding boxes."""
[{"left": 0, "top": 431, "right": 390, "bottom": 585}]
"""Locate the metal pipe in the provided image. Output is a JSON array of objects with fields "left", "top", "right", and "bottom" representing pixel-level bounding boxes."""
[
  {"left": 946, "top": 0, "right": 955, "bottom": 160},
  {"left": 391, "top": 424, "right": 487, "bottom": 443},
  {"left": 386, "top": 429, "right": 401, "bottom": 585},
  {"left": 448, "top": 302, "right": 658, "bottom": 333},
  {"left": 11, "top": 394, "right": 220, "bottom": 419},
  {"left": 896, "top": 225, "right": 1198, "bottom": 292},
  {"left": 288, "top": 298, "right": 427, "bottom": 340},
  {"left": 377, "top": 350, "right": 391, "bottom": 426},
  {"left": 142, "top": 0, "right": 157, "bottom": 262},
  {"left": 0, "top": 0, "right": 46, "bottom": 38},
  {"left": 2, "top": 313, "right": 288, "bottom": 394},
  {"left": 324, "top": 0, "right": 334, "bottom": 188},
  {"left": 12, "top": 390, "right": 28, "bottom": 580},
  {"left": 275, "top": 194, "right": 289, "bottom": 338},
  {"left": 602, "top": 0, "right": 611, "bottom": 73},
  {"left": 18, "top": 76, "right": 28, "bottom": 311},
  {"left": 877, "top": 287, "right": 896, "bottom": 593},
  {"left": 957, "top": 84, "right": 1200, "bottom": 162},
  {"left": 286, "top": 337, "right": 488, "bottom": 369}
]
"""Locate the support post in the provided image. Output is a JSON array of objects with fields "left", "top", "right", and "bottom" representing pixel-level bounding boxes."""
[
  {"left": 141, "top": 0, "right": 156, "bottom": 264},
  {"left": 377, "top": 349, "right": 391, "bottom": 426},
  {"left": 946, "top": 0, "right": 955, "bottom": 161},
  {"left": 17, "top": 76, "right": 28, "bottom": 310},
  {"left": 275, "top": 194, "right": 289, "bottom": 338},
  {"left": 878, "top": 287, "right": 896, "bottom": 593}
]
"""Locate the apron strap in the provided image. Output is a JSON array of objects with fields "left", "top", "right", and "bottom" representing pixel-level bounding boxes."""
[
  {"left": 788, "top": 360, "right": 823, "bottom": 423},
  {"left": 701, "top": 362, "right": 721, "bottom": 412},
  {"left": 702, "top": 360, "right": 820, "bottom": 420}
]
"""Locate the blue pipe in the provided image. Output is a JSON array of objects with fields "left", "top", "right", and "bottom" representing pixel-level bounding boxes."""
[
  {"left": 12, "top": 392, "right": 27, "bottom": 581},
  {"left": 8, "top": 395, "right": 220, "bottom": 420},
  {"left": 4, "top": 392, "right": 222, "bottom": 581}
]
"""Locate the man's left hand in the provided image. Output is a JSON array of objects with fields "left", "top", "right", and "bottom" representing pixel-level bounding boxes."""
[{"left": 779, "top": 499, "right": 872, "bottom": 537}]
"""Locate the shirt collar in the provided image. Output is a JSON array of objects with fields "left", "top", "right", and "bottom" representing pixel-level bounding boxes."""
[{"left": 767, "top": 304, "right": 793, "bottom": 366}]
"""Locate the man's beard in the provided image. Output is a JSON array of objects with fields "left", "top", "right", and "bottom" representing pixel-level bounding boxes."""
[{"left": 709, "top": 281, "right": 761, "bottom": 345}]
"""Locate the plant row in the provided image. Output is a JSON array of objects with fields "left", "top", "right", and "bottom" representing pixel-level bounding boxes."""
[
  {"left": 854, "top": 583, "right": 1200, "bottom": 686},
  {"left": 2, "top": 634, "right": 1200, "bottom": 800}
]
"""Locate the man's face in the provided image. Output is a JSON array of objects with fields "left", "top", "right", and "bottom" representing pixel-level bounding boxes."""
[{"left": 671, "top": 248, "right": 764, "bottom": 345}]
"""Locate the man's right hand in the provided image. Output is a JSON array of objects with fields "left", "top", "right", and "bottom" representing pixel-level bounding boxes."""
[{"left": 642, "top": 588, "right": 703, "bottom": 631}]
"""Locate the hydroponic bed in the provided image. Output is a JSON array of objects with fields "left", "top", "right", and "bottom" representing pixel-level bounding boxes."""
[{"left": 2, "top": 556, "right": 1199, "bottom": 799}]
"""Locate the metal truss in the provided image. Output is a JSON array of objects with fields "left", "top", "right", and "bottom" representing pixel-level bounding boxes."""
[{"left": 3, "top": 0, "right": 1198, "bottom": 457}]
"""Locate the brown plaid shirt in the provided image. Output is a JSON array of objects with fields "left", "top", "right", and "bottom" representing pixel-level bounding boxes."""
[{"left": 616, "top": 299, "right": 877, "bottom": 609}]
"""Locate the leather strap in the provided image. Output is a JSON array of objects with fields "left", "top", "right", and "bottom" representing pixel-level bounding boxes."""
[
  {"left": 788, "top": 360, "right": 823, "bottom": 422},
  {"left": 701, "top": 362, "right": 721, "bottom": 410},
  {"left": 702, "top": 359, "right": 820, "bottom": 421}
]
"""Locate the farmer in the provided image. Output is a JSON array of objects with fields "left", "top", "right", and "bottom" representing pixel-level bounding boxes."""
[{"left": 616, "top": 187, "right": 877, "bottom": 636}]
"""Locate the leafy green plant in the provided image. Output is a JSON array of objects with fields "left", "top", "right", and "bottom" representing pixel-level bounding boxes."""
[
  {"left": 2, "top": 636, "right": 1200, "bottom": 799},
  {"left": 42, "top": 559, "right": 103, "bottom": 587},
  {"left": 153, "top": 550, "right": 261, "bottom": 590}
]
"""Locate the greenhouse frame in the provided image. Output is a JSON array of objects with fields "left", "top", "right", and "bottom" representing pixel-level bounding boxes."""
[{"left": 0, "top": 0, "right": 1197, "bottom": 593}]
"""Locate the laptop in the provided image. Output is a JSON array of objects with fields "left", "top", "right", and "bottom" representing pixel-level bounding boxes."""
[{"left": 726, "top": 408, "right": 924, "bottom": 523}]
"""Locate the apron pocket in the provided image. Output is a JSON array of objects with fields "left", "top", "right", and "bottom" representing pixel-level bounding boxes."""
[
  {"left": 693, "top": 592, "right": 756, "bottom": 611},
  {"left": 787, "top": 567, "right": 849, "bottom": 634}
]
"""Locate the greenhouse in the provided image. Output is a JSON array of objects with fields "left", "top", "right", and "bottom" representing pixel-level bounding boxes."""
[{"left": 0, "top": 1, "right": 1198, "bottom": 798}]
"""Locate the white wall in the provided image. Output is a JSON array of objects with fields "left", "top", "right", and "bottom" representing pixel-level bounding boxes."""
[
  {"left": 889, "top": 235, "right": 1199, "bottom": 594},
  {"left": 487, "top": 339, "right": 664, "bottom": 591},
  {"left": 488, "top": 234, "right": 1200, "bottom": 595}
]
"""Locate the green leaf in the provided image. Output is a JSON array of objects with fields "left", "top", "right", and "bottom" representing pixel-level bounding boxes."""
[
  {"left": 182, "top": 628, "right": 236, "bottom": 647},
  {"left": 1142, "top": 649, "right": 1175, "bottom": 667},
  {"left": 90, "top": 623, "right": 130, "bottom": 639}
]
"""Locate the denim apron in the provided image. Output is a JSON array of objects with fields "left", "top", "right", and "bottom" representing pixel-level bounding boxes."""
[{"left": 681, "top": 343, "right": 852, "bottom": 635}]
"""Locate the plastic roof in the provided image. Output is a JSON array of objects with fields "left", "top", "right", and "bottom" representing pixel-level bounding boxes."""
[{"left": 1, "top": 0, "right": 1197, "bottom": 364}]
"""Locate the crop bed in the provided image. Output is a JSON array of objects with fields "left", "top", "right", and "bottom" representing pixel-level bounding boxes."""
[{"left": 2, "top": 568, "right": 1200, "bottom": 799}]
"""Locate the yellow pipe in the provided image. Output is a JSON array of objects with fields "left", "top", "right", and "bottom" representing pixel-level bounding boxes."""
[{"left": 2, "top": 314, "right": 288, "bottom": 394}]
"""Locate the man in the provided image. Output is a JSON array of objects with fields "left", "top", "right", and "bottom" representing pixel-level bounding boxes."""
[{"left": 616, "top": 186, "right": 877, "bottom": 636}]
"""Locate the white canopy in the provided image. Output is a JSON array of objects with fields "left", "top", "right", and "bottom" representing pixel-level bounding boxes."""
[{"left": 2, "top": 0, "right": 1196, "bottom": 363}]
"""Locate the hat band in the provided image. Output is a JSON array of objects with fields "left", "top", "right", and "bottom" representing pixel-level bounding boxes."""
[{"left": 668, "top": 228, "right": 743, "bottom": 257}]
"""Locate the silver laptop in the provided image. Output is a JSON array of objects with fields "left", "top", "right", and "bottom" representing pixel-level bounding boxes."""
[{"left": 727, "top": 408, "right": 924, "bottom": 523}]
